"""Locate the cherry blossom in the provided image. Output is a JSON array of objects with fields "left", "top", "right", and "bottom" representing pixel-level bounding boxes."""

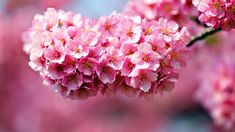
[
  {"left": 23, "top": 8, "right": 190, "bottom": 99},
  {"left": 193, "top": 0, "right": 235, "bottom": 30}
]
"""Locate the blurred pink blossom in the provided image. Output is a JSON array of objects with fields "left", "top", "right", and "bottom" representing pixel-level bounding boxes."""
[{"left": 195, "top": 30, "right": 235, "bottom": 130}]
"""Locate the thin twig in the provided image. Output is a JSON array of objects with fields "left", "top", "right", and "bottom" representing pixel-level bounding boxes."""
[
  {"left": 190, "top": 16, "right": 209, "bottom": 28},
  {"left": 187, "top": 27, "right": 222, "bottom": 47}
]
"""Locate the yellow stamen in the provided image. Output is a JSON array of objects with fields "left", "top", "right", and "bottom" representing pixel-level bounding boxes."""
[
  {"left": 142, "top": 54, "right": 150, "bottom": 62},
  {"left": 83, "top": 61, "right": 91, "bottom": 68},
  {"left": 144, "top": 28, "right": 153, "bottom": 35},
  {"left": 127, "top": 28, "right": 134, "bottom": 37}
]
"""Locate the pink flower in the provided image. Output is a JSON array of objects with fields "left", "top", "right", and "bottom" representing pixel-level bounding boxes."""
[
  {"left": 121, "top": 58, "right": 136, "bottom": 76},
  {"left": 28, "top": 49, "right": 46, "bottom": 72},
  {"left": 99, "top": 36, "right": 120, "bottom": 49},
  {"left": 47, "top": 63, "right": 65, "bottom": 80},
  {"left": 63, "top": 56, "right": 78, "bottom": 73},
  {"left": 130, "top": 69, "right": 158, "bottom": 92},
  {"left": 131, "top": 42, "right": 161, "bottom": 71},
  {"left": 145, "top": 36, "right": 166, "bottom": 55},
  {"left": 76, "top": 19, "right": 100, "bottom": 46},
  {"left": 65, "top": 40, "right": 89, "bottom": 59},
  {"left": 100, "top": 46, "right": 124, "bottom": 70},
  {"left": 174, "top": 27, "right": 191, "bottom": 45},
  {"left": 99, "top": 14, "right": 119, "bottom": 36},
  {"left": 96, "top": 60, "right": 117, "bottom": 84},
  {"left": 44, "top": 41, "right": 66, "bottom": 64},
  {"left": 52, "top": 82, "right": 69, "bottom": 97},
  {"left": 79, "top": 29, "right": 100, "bottom": 46},
  {"left": 68, "top": 83, "right": 98, "bottom": 100},
  {"left": 168, "top": 49, "right": 189, "bottom": 69},
  {"left": 157, "top": 18, "right": 179, "bottom": 42},
  {"left": 118, "top": 17, "right": 142, "bottom": 43},
  {"left": 77, "top": 57, "right": 97, "bottom": 76},
  {"left": 121, "top": 43, "right": 138, "bottom": 56},
  {"left": 156, "top": 72, "right": 179, "bottom": 93},
  {"left": 61, "top": 72, "right": 83, "bottom": 91},
  {"left": 141, "top": 20, "right": 158, "bottom": 38},
  {"left": 51, "top": 28, "right": 70, "bottom": 45}
]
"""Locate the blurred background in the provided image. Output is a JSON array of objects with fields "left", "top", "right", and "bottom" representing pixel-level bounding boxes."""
[{"left": 0, "top": 0, "right": 228, "bottom": 132}]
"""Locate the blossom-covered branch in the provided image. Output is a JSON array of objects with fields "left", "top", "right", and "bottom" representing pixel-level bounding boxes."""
[{"left": 23, "top": 8, "right": 190, "bottom": 100}]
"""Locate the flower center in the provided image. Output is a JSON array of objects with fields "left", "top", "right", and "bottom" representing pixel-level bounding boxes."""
[
  {"left": 56, "top": 65, "right": 64, "bottom": 72},
  {"left": 54, "top": 51, "right": 61, "bottom": 58},
  {"left": 128, "top": 62, "right": 135, "bottom": 69},
  {"left": 229, "top": 5, "right": 235, "bottom": 15},
  {"left": 58, "top": 20, "right": 63, "bottom": 28},
  {"left": 212, "top": 2, "right": 221, "bottom": 10},
  {"left": 46, "top": 24, "right": 53, "bottom": 31},
  {"left": 142, "top": 54, "right": 150, "bottom": 62},
  {"left": 164, "top": 4, "right": 172, "bottom": 12},
  {"left": 102, "top": 66, "right": 109, "bottom": 72},
  {"left": 140, "top": 74, "right": 146, "bottom": 81},
  {"left": 127, "top": 29, "right": 134, "bottom": 37},
  {"left": 104, "top": 22, "right": 112, "bottom": 31},
  {"left": 74, "top": 47, "right": 80, "bottom": 53},
  {"left": 39, "top": 56, "right": 46, "bottom": 65},
  {"left": 162, "top": 28, "right": 171, "bottom": 35},
  {"left": 152, "top": 45, "right": 158, "bottom": 52},
  {"left": 109, "top": 57, "right": 116, "bottom": 63},
  {"left": 160, "top": 60, "right": 167, "bottom": 67},
  {"left": 144, "top": 28, "right": 153, "bottom": 35},
  {"left": 68, "top": 75, "right": 77, "bottom": 82},
  {"left": 164, "top": 43, "right": 171, "bottom": 49},
  {"left": 83, "top": 61, "right": 91, "bottom": 68},
  {"left": 127, "top": 49, "right": 135, "bottom": 55},
  {"left": 50, "top": 40, "right": 55, "bottom": 45},
  {"left": 60, "top": 38, "right": 66, "bottom": 45}
]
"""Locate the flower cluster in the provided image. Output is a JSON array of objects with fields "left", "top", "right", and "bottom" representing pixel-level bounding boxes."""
[
  {"left": 23, "top": 8, "right": 190, "bottom": 100},
  {"left": 196, "top": 60, "right": 235, "bottom": 130},
  {"left": 124, "top": 0, "right": 202, "bottom": 35},
  {"left": 124, "top": 0, "right": 196, "bottom": 20},
  {"left": 193, "top": 0, "right": 235, "bottom": 30}
]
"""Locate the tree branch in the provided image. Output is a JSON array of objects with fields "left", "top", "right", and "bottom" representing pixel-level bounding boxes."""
[
  {"left": 187, "top": 27, "right": 222, "bottom": 47},
  {"left": 190, "top": 16, "right": 209, "bottom": 28}
]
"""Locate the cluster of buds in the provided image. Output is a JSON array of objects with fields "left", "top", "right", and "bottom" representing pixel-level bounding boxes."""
[
  {"left": 23, "top": 8, "right": 190, "bottom": 100},
  {"left": 193, "top": 0, "right": 235, "bottom": 30}
]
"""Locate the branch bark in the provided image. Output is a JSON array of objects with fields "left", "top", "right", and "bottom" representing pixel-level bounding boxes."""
[{"left": 187, "top": 27, "right": 222, "bottom": 47}]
